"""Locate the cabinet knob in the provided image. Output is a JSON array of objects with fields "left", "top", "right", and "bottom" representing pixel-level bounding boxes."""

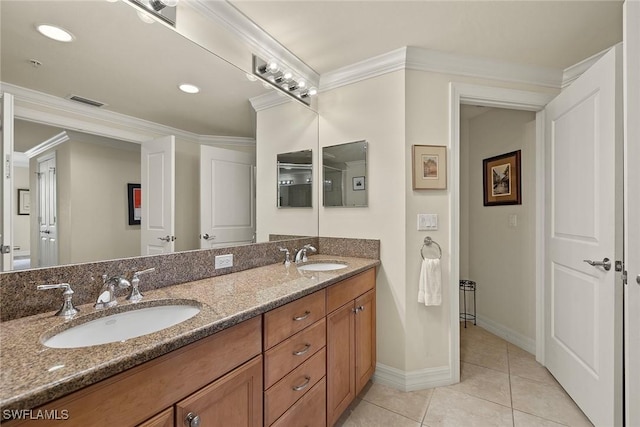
[{"left": 185, "top": 412, "right": 201, "bottom": 427}]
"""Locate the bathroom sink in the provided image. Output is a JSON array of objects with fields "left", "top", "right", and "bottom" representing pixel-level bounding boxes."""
[
  {"left": 297, "top": 262, "right": 348, "bottom": 272},
  {"left": 42, "top": 302, "right": 201, "bottom": 349}
]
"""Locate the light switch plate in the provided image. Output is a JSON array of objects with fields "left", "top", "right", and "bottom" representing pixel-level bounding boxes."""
[
  {"left": 418, "top": 214, "right": 438, "bottom": 231},
  {"left": 215, "top": 254, "right": 233, "bottom": 269}
]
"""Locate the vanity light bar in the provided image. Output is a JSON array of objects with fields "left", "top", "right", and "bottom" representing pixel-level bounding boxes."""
[{"left": 252, "top": 54, "right": 317, "bottom": 107}]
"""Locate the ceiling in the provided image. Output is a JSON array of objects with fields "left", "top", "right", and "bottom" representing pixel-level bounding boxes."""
[
  {"left": 229, "top": 0, "right": 623, "bottom": 74},
  {"left": 0, "top": 0, "right": 270, "bottom": 140}
]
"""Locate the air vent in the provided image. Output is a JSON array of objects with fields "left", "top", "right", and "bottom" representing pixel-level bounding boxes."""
[{"left": 65, "top": 94, "right": 107, "bottom": 108}]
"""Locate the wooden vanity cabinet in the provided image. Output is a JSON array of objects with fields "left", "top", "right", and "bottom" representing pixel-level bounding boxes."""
[
  {"left": 326, "top": 269, "right": 376, "bottom": 427},
  {"left": 138, "top": 408, "right": 173, "bottom": 427},
  {"left": 5, "top": 317, "right": 262, "bottom": 427},
  {"left": 263, "top": 290, "right": 327, "bottom": 426}
]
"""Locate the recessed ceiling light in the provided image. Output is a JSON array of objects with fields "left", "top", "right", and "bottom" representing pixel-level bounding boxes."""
[
  {"left": 179, "top": 83, "right": 200, "bottom": 94},
  {"left": 36, "top": 24, "right": 74, "bottom": 42}
]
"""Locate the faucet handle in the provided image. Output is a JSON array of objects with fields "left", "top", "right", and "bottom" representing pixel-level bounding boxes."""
[
  {"left": 37, "top": 283, "right": 79, "bottom": 317},
  {"left": 278, "top": 247, "right": 291, "bottom": 266},
  {"left": 132, "top": 267, "right": 155, "bottom": 280},
  {"left": 128, "top": 268, "right": 155, "bottom": 303}
]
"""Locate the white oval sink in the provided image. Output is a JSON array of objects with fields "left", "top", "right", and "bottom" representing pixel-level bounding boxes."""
[
  {"left": 42, "top": 304, "right": 200, "bottom": 349},
  {"left": 297, "top": 262, "right": 348, "bottom": 272}
]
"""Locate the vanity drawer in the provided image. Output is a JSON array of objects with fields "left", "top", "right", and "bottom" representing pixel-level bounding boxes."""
[
  {"left": 264, "top": 317, "right": 326, "bottom": 389},
  {"left": 327, "top": 268, "right": 375, "bottom": 313},
  {"left": 270, "top": 377, "right": 326, "bottom": 427},
  {"left": 264, "top": 290, "right": 325, "bottom": 350},
  {"left": 264, "top": 347, "right": 326, "bottom": 426}
]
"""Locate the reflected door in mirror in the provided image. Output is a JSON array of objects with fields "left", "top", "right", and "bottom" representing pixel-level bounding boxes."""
[{"left": 322, "top": 141, "right": 368, "bottom": 207}]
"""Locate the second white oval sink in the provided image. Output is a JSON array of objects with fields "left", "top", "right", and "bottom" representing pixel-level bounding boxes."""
[
  {"left": 43, "top": 303, "right": 200, "bottom": 349},
  {"left": 297, "top": 262, "right": 348, "bottom": 272}
]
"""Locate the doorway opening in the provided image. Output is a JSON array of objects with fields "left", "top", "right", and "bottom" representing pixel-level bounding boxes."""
[{"left": 459, "top": 105, "right": 537, "bottom": 353}]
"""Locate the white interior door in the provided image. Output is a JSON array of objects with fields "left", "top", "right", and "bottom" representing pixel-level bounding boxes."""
[
  {"left": 544, "top": 46, "right": 622, "bottom": 426},
  {"left": 141, "top": 135, "right": 175, "bottom": 255},
  {"left": 1, "top": 93, "right": 14, "bottom": 271},
  {"left": 200, "top": 146, "right": 255, "bottom": 249},
  {"left": 37, "top": 154, "right": 57, "bottom": 267}
]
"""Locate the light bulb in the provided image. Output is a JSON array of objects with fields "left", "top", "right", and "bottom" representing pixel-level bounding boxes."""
[
  {"left": 308, "top": 87, "right": 318, "bottom": 96},
  {"left": 282, "top": 70, "right": 293, "bottom": 81},
  {"left": 266, "top": 60, "right": 279, "bottom": 73},
  {"left": 297, "top": 80, "right": 306, "bottom": 89}
]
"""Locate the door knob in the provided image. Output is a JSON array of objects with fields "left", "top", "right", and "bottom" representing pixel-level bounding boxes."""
[
  {"left": 158, "top": 235, "right": 171, "bottom": 242},
  {"left": 184, "top": 412, "right": 201, "bottom": 427},
  {"left": 202, "top": 234, "right": 215, "bottom": 241},
  {"left": 583, "top": 258, "right": 611, "bottom": 271}
]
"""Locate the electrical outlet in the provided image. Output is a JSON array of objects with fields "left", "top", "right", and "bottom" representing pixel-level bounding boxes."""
[{"left": 215, "top": 254, "right": 233, "bottom": 269}]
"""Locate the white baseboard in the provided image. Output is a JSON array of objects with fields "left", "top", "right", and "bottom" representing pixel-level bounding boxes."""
[
  {"left": 372, "top": 363, "right": 452, "bottom": 392},
  {"left": 476, "top": 316, "right": 536, "bottom": 354}
]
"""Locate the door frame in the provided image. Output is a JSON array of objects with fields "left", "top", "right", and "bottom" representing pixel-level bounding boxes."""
[{"left": 448, "top": 82, "right": 555, "bottom": 382}]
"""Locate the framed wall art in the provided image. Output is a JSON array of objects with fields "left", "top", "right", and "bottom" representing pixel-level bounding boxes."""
[
  {"left": 17, "top": 189, "right": 30, "bottom": 215},
  {"left": 127, "top": 183, "right": 141, "bottom": 225},
  {"left": 352, "top": 176, "right": 365, "bottom": 191},
  {"left": 412, "top": 145, "right": 447, "bottom": 190},
  {"left": 483, "top": 150, "right": 521, "bottom": 206}
]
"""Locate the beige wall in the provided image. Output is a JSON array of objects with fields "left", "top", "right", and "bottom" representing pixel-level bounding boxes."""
[
  {"left": 174, "top": 138, "right": 200, "bottom": 252},
  {"left": 313, "top": 67, "right": 557, "bottom": 377},
  {"left": 13, "top": 166, "right": 30, "bottom": 254},
  {"left": 319, "top": 71, "right": 408, "bottom": 369},
  {"left": 256, "top": 101, "right": 319, "bottom": 242},
  {"left": 461, "top": 108, "right": 537, "bottom": 345},
  {"left": 67, "top": 140, "right": 141, "bottom": 264}
]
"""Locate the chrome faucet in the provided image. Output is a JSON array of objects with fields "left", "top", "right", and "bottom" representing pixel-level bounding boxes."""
[
  {"left": 37, "top": 283, "right": 79, "bottom": 317},
  {"left": 94, "top": 275, "right": 131, "bottom": 309},
  {"left": 126, "top": 268, "right": 155, "bottom": 303},
  {"left": 294, "top": 244, "right": 317, "bottom": 264}
]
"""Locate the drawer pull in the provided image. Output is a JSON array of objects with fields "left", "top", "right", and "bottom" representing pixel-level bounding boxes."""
[
  {"left": 292, "top": 310, "right": 311, "bottom": 321},
  {"left": 292, "top": 376, "right": 311, "bottom": 391},
  {"left": 292, "top": 343, "right": 312, "bottom": 356}
]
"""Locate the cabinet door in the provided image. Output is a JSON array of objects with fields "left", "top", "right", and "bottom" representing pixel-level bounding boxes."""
[
  {"left": 176, "top": 355, "right": 263, "bottom": 427},
  {"left": 355, "top": 289, "right": 376, "bottom": 395},
  {"left": 138, "top": 408, "right": 173, "bottom": 427},
  {"left": 326, "top": 302, "right": 355, "bottom": 427}
]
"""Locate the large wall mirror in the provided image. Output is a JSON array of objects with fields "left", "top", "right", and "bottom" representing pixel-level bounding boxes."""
[
  {"left": 277, "top": 150, "right": 313, "bottom": 208},
  {"left": 0, "top": 0, "right": 319, "bottom": 272},
  {"left": 323, "top": 140, "right": 368, "bottom": 207}
]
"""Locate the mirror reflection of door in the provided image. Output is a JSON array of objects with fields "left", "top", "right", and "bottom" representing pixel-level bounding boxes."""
[
  {"left": 1, "top": 93, "right": 15, "bottom": 271},
  {"left": 200, "top": 146, "right": 256, "bottom": 248},
  {"left": 141, "top": 135, "right": 175, "bottom": 255},
  {"left": 36, "top": 153, "right": 57, "bottom": 268},
  {"left": 322, "top": 141, "right": 368, "bottom": 207}
]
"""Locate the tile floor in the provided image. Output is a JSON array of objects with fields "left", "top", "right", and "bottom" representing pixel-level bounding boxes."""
[{"left": 336, "top": 323, "right": 593, "bottom": 427}]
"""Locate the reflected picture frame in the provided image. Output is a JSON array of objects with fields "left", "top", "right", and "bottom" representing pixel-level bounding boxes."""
[
  {"left": 17, "top": 189, "right": 30, "bottom": 215},
  {"left": 412, "top": 145, "right": 447, "bottom": 190},
  {"left": 482, "top": 150, "right": 522, "bottom": 206},
  {"left": 127, "top": 183, "right": 141, "bottom": 225}
]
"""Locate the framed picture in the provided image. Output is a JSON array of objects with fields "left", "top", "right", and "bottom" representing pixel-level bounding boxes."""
[
  {"left": 352, "top": 176, "right": 365, "bottom": 191},
  {"left": 483, "top": 150, "right": 522, "bottom": 206},
  {"left": 17, "top": 189, "right": 30, "bottom": 215},
  {"left": 412, "top": 145, "right": 447, "bottom": 190},
  {"left": 127, "top": 183, "right": 141, "bottom": 225}
]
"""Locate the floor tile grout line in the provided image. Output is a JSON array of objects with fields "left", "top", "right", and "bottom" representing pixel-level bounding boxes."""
[{"left": 361, "top": 398, "right": 428, "bottom": 425}]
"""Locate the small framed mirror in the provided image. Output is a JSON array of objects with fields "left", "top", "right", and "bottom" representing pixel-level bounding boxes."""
[
  {"left": 277, "top": 149, "right": 313, "bottom": 208},
  {"left": 323, "top": 140, "right": 368, "bottom": 207}
]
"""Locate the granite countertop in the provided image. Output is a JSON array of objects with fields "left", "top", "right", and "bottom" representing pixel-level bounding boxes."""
[{"left": 0, "top": 255, "right": 379, "bottom": 412}]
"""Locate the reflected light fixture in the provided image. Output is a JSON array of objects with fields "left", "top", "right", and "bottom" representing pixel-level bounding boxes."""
[
  {"left": 127, "top": 0, "right": 178, "bottom": 26},
  {"left": 253, "top": 54, "right": 317, "bottom": 106},
  {"left": 179, "top": 83, "right": 200, "bottom": 94},
  {"left": 36, "top": 24, "right": 74, "bottom": 42}
]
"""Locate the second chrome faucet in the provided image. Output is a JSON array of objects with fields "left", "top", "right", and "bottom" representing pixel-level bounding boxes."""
[{"left": 94, "top": 268, "right": 155, "bottom": 308}]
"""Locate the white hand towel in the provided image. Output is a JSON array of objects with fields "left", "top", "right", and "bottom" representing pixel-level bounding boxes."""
[{"left": 418, "top": 258, "right": 442, "bottom": 306}]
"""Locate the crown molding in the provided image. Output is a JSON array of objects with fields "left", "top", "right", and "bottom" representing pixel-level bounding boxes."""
[
  {"left": 1, "top": 82, "right": 254, "bottom": 147},
  {"left": 561, "top": 44, "right": 615, "bottom": 88},
  {"left": 188, "top": 0, "right": 319, "bottom": 89},
  {"left": 320, "top": 47, "right": 408, "bottom": 92},
  {"left": 321, "top": 46, "right": 566, "bottom": 92},
  {"left": 25, "top": 131, "right": 69, "bottom": 159},
  {"left": 249, "top": 90, "right": 291, "bottom": 112}
]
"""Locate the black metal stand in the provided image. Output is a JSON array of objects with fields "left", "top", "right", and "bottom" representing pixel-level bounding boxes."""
[{"left": 459, "top": 279, "right": 477, "bottom": 328}]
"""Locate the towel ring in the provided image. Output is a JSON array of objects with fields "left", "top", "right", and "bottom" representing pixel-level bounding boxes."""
[{"left": 421, "top": 237, "right": 442, "bottom": 260}]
